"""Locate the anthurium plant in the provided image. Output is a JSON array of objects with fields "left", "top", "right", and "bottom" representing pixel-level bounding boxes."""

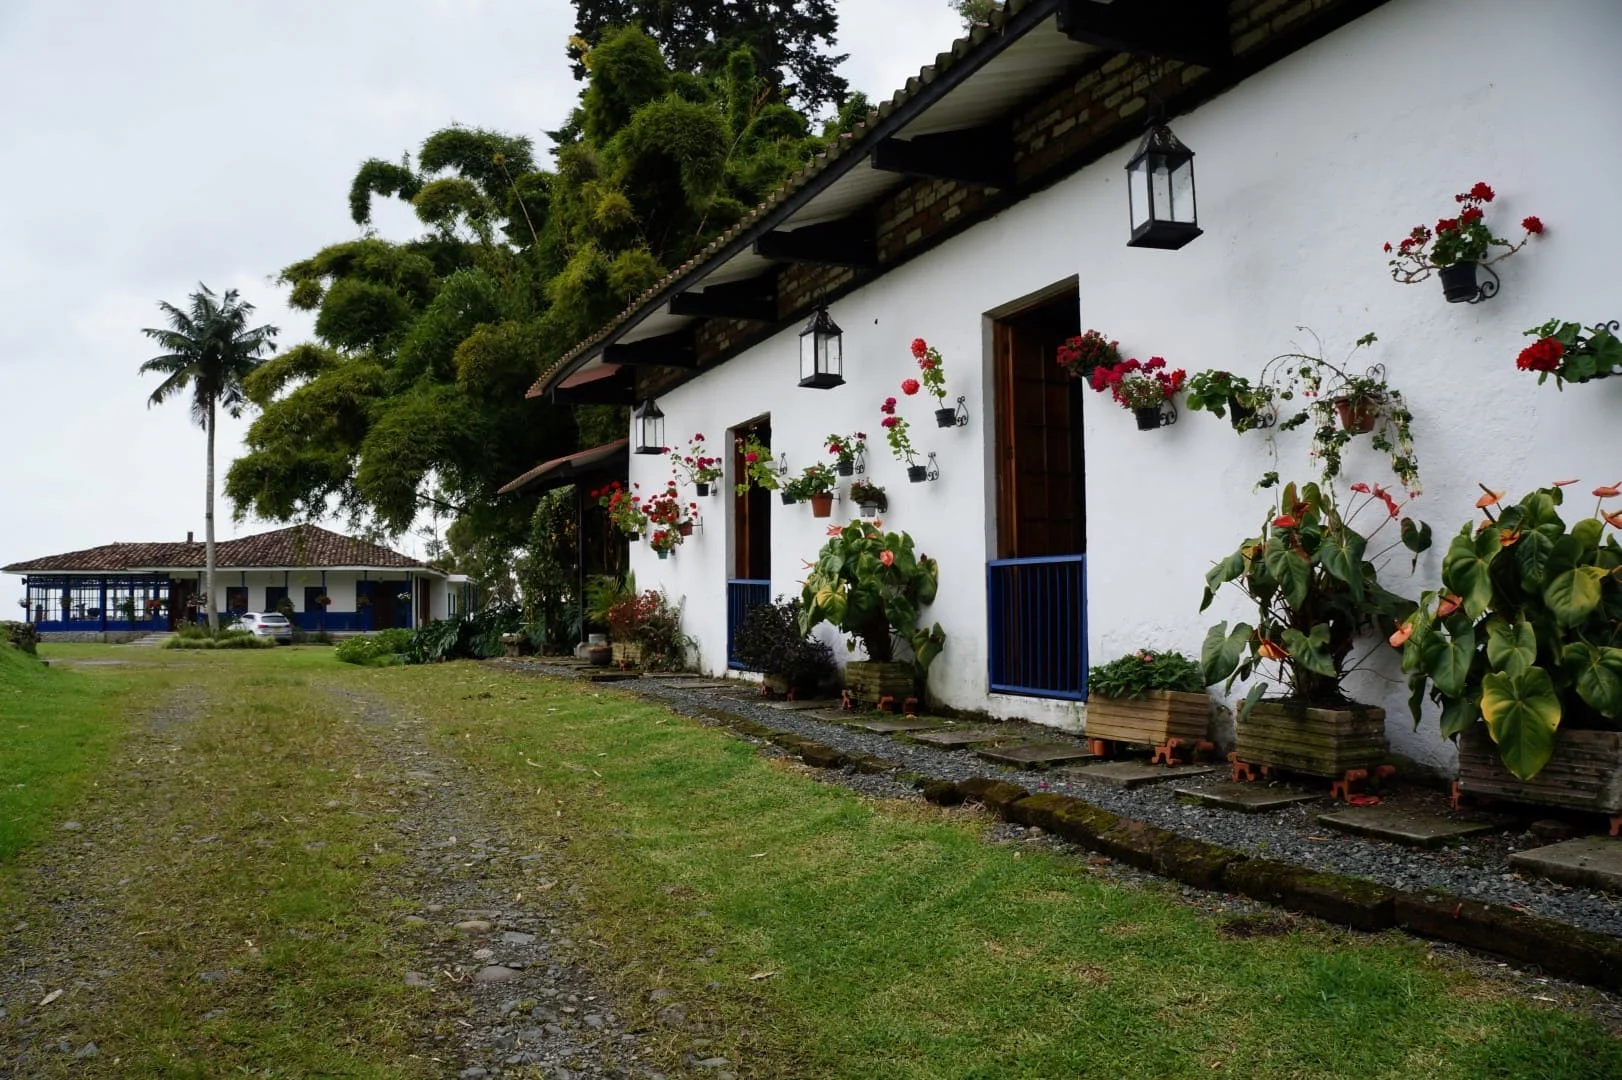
[
  {"left": 800, "top": 521, "right": 945, "bottom": 673},
  {"left": 1396, "top": 482, "right": 1622, "bottom": 780},
  {"left": 1202, "top": 480, "right": 1428, "bottom": 719},
  {"left": 1088, "top": 650, "right": 1205, "bottom": 699},
  {"left": 1516, "top": 318, "right": 1622, "bottom": 389}
]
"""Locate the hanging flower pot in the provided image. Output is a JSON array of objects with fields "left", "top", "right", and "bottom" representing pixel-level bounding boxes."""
[
  {"left": 934, "top": 407, "right": 956, "bottom": 428},
  {"left": 1227, "top": 395, "right": 1256, "bottom": 430},
  {"left": 836, "top": 459, "right": 854, "bottom": 477},
  {"left": 781, "top": 491, "right": 797, "bottom": 505},
  {"left": 809, "top": 493, "right": 834, "bottom": 518},
  {"left": 677, "top": 522, "right": 694, "bottom": 537},
  {"left": 695, "top": 482, "right": 711, "bottom": 497},
  {"left": 656, "top": 549, "right": 671, "bottom": 560},
  {"left": 907, "top": 465, "right": 928, "bottom": 483},
  {"left": 859, "top": 503, "right": 881, "bottom": 517},
  {"left": 1332, "top": 395, "right": 1379, "bottom": 434},
  {"left": 1133, "top": 406, "right": 1164, "bottom": 431},
  {"left": 626, "top": 532, "right": 641, "bottom": 543},
  {"left": 1438, "top": 262, "right": 1481, "bottom": 303}
]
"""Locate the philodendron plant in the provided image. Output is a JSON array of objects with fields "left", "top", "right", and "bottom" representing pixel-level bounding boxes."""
[{"left": 1397, "top": 482, "right": 1622, "bottom": 780}]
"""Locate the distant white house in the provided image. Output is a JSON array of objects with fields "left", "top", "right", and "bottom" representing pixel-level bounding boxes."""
[
  {"left": 520, "top": 0, "right": 1622, "bottom": 771},
  {"left": 5, "top": 524, "right": 470, "bottom": 640}
]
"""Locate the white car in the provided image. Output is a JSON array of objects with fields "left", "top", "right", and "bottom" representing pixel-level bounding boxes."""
[{"left": 229, "top": 612, "right": 293, "bottom": 644}]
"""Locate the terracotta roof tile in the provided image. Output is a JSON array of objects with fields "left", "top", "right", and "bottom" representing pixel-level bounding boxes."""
[{"left": 4, "top": 525, "right": 427, "bottom": 574}]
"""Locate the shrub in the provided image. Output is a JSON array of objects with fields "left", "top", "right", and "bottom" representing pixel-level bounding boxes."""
[
  {"left": 1, "top": 621, "right": 39, "bottom": 654},
  {"left": 800, "top": 521, "right": 945, "bottom": 671},
  {"left": 164, "top": 630, "right": 272, "bottom": 650},
  {"left": 408, "top": 605, "right": 523, "bottom": 663},
  {"left": 336, "top": 629, "right": 414, "bottom": 666},
  {"left": 735, "top": 598, "right": 835, "bottom": 691},
  {"left": 605, "top": 590, "right": 689, "bottom": 670},
  {"left": 1088, "top": 650, "right": 1205, "bottom": 699},
  {"left": 290, "top": 629, "right": 335, "bottom": 645}
]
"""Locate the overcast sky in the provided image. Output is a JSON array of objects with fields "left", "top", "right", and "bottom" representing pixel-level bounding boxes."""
[{"left": 0, "top": 0, "right": 966, "bottom": 603}]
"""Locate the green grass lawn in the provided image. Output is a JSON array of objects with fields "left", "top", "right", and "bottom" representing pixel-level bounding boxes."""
[{"left": 4, "top": 646, "right": 1620, "bottom": 1078}]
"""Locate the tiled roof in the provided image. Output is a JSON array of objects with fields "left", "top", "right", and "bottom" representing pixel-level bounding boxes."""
[
  {"left": 3, "top": 525, "right": 429, "bottom": 573},
  {"left": 499, "top": 439, "right": 629, "bottom": 495},
  {"left": 527, "top": 0, "right": 1049, "bottom": 398}
]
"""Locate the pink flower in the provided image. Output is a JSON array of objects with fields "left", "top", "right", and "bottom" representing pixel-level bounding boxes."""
[
  {"left": 901, "top": 378, "right": 921, "bottom": 396},
  {"left": 880, "top": 550, "right": 895, "bottom": 567},
  {"left": 745, "top": 452, "right": 758, "bottom": 464}
]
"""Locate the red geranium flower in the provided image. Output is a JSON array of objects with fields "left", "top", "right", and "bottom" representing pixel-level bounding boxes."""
[
  {"left": 745, "top": 451, "right": 759, "bottom": 463},
  {"left": 910, "top": 338, "right": 928, "bottom": 359},
  {"left": 1460, "top": 206, "right": 1483, "bottom": 225},
  {"left": 901, "top": 378, "right": 921, "bottom": 395},
  {"left": 1516, "top": 337, "right": 1564, "bottom": 373},
  {"left": 1522, "top": 215, "right": 1544, "bottom": 234},
  {"left": 1470, "top": 181, "right": 1494, "bottom": 202},
  {"left": 881, "top": 416, "right": 899, "bottom": 429}
]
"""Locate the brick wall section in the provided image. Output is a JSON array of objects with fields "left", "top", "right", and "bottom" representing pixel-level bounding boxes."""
[{"left": 637, "top": 0, "right": 1375, "bottom": 401}]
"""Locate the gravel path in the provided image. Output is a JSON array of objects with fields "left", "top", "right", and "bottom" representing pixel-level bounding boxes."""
[{"left": 496, "top": 660, "right": 1622, "bottom": 941}]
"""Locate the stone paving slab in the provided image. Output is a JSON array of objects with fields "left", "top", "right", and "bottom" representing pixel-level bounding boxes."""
[
  {"left": 1509, "top": 836, "right": 1622, "bottom": 893},
  {"left": 764, "top": 699, "right": 842, "bottom": 712},
  {"left": 682, "top": 681, "right": 742, "bottom": 690},
  {"left": 843, "top": 717, "right": 945, "bottom": 734},
  {"left": 1067, "top": 762, "right": 1220, "bottom": 789},
  {"left": 977, "top": 743, "right": 1096, "bottom": 768},
  {"left": 912, "top": 729, "right": 1016, "bottom": 748},
  {"left": 808, "top": 709, "right": 859, "bottom": 723},
  {"left": 1174, "top": 782, "right": 1320, "bottom": 812},
  {"left": 585, "top": 671, "right": 642, "bottom": 683},
  {"left": 1316, "top": 805, "right": 1507, "bottom": 849}
]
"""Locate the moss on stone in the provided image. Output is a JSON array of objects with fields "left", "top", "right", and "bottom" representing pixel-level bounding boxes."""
[
  {"left": 1004, "top": 793, "right": 1078, "bottom": 831},
  {"left": 957, "top": 777, "right": 1030, "bottom": 813},
  {"left": 920, "top": 779, "right": 965, "bottom": 806}
]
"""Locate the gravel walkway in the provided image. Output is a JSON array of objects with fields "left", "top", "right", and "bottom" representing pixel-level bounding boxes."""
[{"left": 496, "top": 660, "right": 1622, "bottom": 942}]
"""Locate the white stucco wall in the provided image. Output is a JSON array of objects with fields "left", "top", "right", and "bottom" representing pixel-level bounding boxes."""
[{"left": 626, "top": 0, "right": 1622, "bottom": 766}]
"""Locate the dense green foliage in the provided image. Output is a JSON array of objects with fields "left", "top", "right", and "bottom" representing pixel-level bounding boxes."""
[
  {"left": 735, "top": 597, "right": 835, "bottom": 689},
  {"left": 335, "top": 629, "right": 416, "bottom": 666},
  {"left": 408, "top": 606, "right": 523, "bottom": 663},
  {"left": 227, "top": 25, "right": 852, "bottom": 594},
  {"left": 164, "top": 630, "right": 274, "bottom": 650},
  {"left": 801, "top": 522, "right": 945, "bottom": 670},
  {"left": 1088, "top": 650, "right": 1206, "bottom": 699}
]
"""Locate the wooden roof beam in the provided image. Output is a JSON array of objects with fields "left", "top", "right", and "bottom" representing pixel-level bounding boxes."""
[
  {"left": 871, "top": 125, "right": 1015, "bottom": 189},
  {"left": 668, "top": 275, "right": 779, "bottom": 321},
  {"left": 550, "top": 366, "right": 637, "bottom": 405},
  {"left": 1057, "top": 0, "right": 1230, "bottom": 68},
  {"left": 753, "top": 218, "right": 877, "bottom": 268},
  {"left": 602, "top": 327, "right": 698, "bottom": 369}
]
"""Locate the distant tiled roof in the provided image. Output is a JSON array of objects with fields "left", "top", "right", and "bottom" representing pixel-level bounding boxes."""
[
  {"left": 3, "top": 525, "right": 429, "bottom": 573},
  {"left": 528, "top": 0, "right": 1051, "bottom": 398}
]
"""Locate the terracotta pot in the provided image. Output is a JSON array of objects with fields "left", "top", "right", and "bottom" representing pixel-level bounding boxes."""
[
  {"left": 809, "top": 492, "right": 834, "bottom": 518},
  {"left": 1235, "top": 699, "right": 1387, "bottom": 778},
  {"left": 678, "top": 522, "right": 694, "bottom": 537},
  {"left": 1332, "top": 396, "right": 1379, "bottom": 434}
]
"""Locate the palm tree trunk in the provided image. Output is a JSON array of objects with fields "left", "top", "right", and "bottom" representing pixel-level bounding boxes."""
[{"left": 206, "top": 399, "right": 219, "bottom": 635}]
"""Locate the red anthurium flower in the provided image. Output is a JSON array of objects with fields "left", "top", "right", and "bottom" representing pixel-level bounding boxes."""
[
  {"left": 1350, "top": 482, "right": 1371, "bottom": 494},
  {"left": 1272, "top": 514, "right": 1299, "bottom": 529},
  {"left": 1552, "top": 478, "right": 1579, "bottom": 486},
  {"left": 1389, "top": 623, "right": 1414, "bottom": 648},
  {"left": 1257, "top": 640, "right": 1288, "bottom": 660},
  {"left": 1605, "top": 513, "right": 1622, "bottom": 530},
  {"left": 1475, "top": 489, "right": 1504, "bottom": 509},
  {"left": 879, "top": 550, "right": 895, "bottom": 567},
  {"left": 1522, "top": 215, "right": 1544, "bottom": 234},
  {"left": 826, "top": 524, "right": 843, "bottom": 536},
  {"left": 1436, "top": 594, "right": 1462, "bottom": 618},
  {"left": 1500, "top": 530, "right": 1522, "bottom": 547},
  {"left": 1594, "top": 483, "right": 1621, "bottom": 498}
]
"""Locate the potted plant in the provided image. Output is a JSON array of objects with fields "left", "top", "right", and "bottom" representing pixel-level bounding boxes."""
[
  {"left": 1183, "top": 370, "right": 1276, "bottom": 432},
  {"left": 594, "top": 481, "right": 649, "bottom": 540},
  {"left": 1515, "top": 318, "right": 1622, "bottom": 389},
  {"left": 905, "top": 338, "right": 959, "bottom": 428},
  {"left": 825, "top": 432, "right": 867, "bottom": 477},
  {"left": 1202, "top": 479, "right": 1429, "bottom": 778},
  {"left": 1088, "top": 356, "right": 1186, "bottom": 430},
  {"left": 801, "top": 521, "right": 946, "bottom": 705},
  {"left": 644, "top": 484, "right": 695, "bottom": 539},
  {"left": 605, "top": 589, "right": 689, "bottom": 671},
  {"left": 1056, "top": 329, "right": 1122, "bottom": 382},
  {"left": 671, "top": 434, "right": 724, "bottom": 496},
  {"left": 1386, "top": 182, "right": 1543, "bottom": 303},
  {"left": 1260, "top": 332, "right": 1421, "bottom": 495},
  {"left": 734, "top": 435, "right": 780, "bottom": 496},
  {"left": 1086, "top": 650, "right": 1212, "bottom": 750},
  {"left": 878, "top": 396, "right": 925, "bottom": 482},
  {"left": 1398, "top": 482, "right": 1622, "bottom": 811},
  {"left": 799, "top": 462, "right": 838, "bottom": 518},
  {"left": 650, "top": 528, "right": 679, "bottom": 560},
  {"left": 735, "top": 597, "right": 836, "bottom": 696},
  {"left": 850, "top": 479, "right": 887, "bottom": 517}
]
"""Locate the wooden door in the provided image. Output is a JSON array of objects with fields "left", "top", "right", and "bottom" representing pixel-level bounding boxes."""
[
  {"left": 994, "top": 293, "right": 1084, "bottom": 558},
  {"left": 731, "top": 418, "right": 772, "bottom": 581}
]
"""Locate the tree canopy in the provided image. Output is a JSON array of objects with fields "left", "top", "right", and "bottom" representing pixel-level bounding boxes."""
[{"left": 226, "top": 26, "right": 859, "bottom": 585}]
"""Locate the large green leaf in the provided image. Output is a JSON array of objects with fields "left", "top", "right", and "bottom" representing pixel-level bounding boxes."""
[
  {"left": 1442, "top": 527, "right": 1501, "bottom": 619},
  {"left": 1480, "top": 668, "right": 1562, "bottom": 780},
  {"left": 1316, "top": 527, "right": 1367, "bottom": 601},
  {"left": 1281, "top": 624, "right": 1336, "bottom": 678},
  {"left": 1544, "top": 565, "right": 1606, "bottom": 627},
  {"left": 1572, "top": 516, "right": 1605, "bottom": 554},
  {"left": 1485, "top": 616, "right": 1537, "bottom": 678},
  {"left": 1513, "top": 528, "right": 1555, "bottom": 589},
  {"left": 1201, "top": 621, "right": 1251, "bottom": 686},
  {"left": 1437, "top": 692, "right": 1480, "bottom": 739},
  {"left": 1263, "top": 540, "right": 1311, "bottom": 610},
  {"left": 1425, "top": 620, "right": 1476, "bottom": 698},
  {"left": 1204, "top": 551, "right": 1247, "bottom": 595},
  {"left": 1564, "top": 642, "right": 1622, "bottom": 718}
]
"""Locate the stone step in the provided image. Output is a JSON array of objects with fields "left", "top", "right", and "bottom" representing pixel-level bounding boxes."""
[
  {"left": 1315, "top": 805, "right": 1509, "bottom": 849},
  {"left": 911, "top": 728, "right": 1015, "bottom": 749},
  {"left": 1174, "top": 782, "right": 1320, "bottom": 813},
  {"left": 1508, "top": 836, "right": 1622, "bottom": 893},
  {"left": 763, "top": 699, "right": 842, "bottom": 712},
  {"left": 1067, "top": 762, "right": 1221, "bottom": 789},
  {"left": 977, "top": 743, "right": 1096, "bottom": 769},
  {"left": 843, "top": 717, "right": 944, "bottom": 734}
]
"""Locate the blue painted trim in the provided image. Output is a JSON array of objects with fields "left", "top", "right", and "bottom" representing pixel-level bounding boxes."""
[
  {"left": 986, "top": 554, "right": 1088, "bottom": 701},
  {"left": 726, "top": 579, "right": 772, "bottom": 670}
]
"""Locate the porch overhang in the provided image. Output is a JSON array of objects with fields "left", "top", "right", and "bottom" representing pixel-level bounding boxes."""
[{"left": 499, "top": 438, "right": 630, "bottom": 495}]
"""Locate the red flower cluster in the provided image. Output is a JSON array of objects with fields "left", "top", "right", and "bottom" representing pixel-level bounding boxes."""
[
  {"left": 1516, "top": 336, "right": 1565, "bottom": 372},
  {"left": 900, "top": 378, "right": 921, "bottom": 395},
  {"left": 1386, "top": 182, "right": 1541, "bottom": 282},
  {"left": 909, "top": 338, "right": 948, "bottom": 401},
  {"left": 1087, "top": 356, "right": 1187, "bottom": 410},
  {"left": 1522, "top": 215, "right": 1544, "bottom": 234},
  {"left": 880, "top": 396, "right": 897, "bottom": 415},
  {"left": 881, "top": 416, "right": 900, "bottom": 429},
  {"left": 1056, "top": 330, "right": 1121, "bottom": 378},
  {"left": 910, "top": 338, "right": 928, "bottom": 359}
]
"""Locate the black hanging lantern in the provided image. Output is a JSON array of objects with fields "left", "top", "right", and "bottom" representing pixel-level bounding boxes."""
[
  {"left": 798, "top": 306, "right": 845, "bottom": 389},
  {"left": 633, "top": 398, "right": 666, "bottom": 455},
  {"left": 1125, "top": 122, "right": 1201, "bottom": 250}
]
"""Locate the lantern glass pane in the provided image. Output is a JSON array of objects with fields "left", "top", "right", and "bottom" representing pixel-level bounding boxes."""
[
  {"left": 800, "top": 334, "right": 813, "bottom": 381},
  {"left": 1170, "top": 159, "right": 1196, "bottom": 224},
  {"left": 1128, "top": 157, "right": 1150, "bottom": 231},
  {"left": 1150, "top": 161, "right": 1173, "bottom": 226}
]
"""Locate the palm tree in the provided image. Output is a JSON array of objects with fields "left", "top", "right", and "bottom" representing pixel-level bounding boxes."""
[{"left": 141, "top": 285, "right": 278, "bottom": 634}]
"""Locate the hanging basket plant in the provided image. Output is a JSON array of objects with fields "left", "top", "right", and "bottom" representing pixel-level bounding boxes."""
[
  {"left": 1088, "top": 357, "right": 1185, "bottom": 431},
  {"left": 1184, "top": 370, "right": 1276, "bottom": 433},
  {"left": 1514, "top": 318, "right": 1622, "bottom": 388},
  {"left": 1056, "top": 330, "right": 1122, "bottom": 382},
  {"left": 907, "top": 338, "right": 964, "bottom": 427},
  {"left": 1385, "top": 182, "right": 1544, "bottom": 304}
]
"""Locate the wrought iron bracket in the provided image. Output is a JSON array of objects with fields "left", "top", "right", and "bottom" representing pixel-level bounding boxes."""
[
  {"left": 953, "top": 395, "right": 970, "bottom": 427},
  {"left": 925, "top": 451, "right": 941, "bottom": 481}
]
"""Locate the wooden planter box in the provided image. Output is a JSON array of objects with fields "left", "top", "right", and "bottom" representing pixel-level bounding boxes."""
[
  {"left": 1086, "top": 690, "right": 1211, "bottom": 746},
  {"left": 844, "top": 660, "right": 915, "bottom": 706},
  {"left": 1458, "top": 725, "right": 1622, "bottom": 813},
  {"left": 1235, "top": 700, "right": 1387, "bottom": 778},
  {"left": 612, "top": 641, "right": 643, "bottom": 667}
]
